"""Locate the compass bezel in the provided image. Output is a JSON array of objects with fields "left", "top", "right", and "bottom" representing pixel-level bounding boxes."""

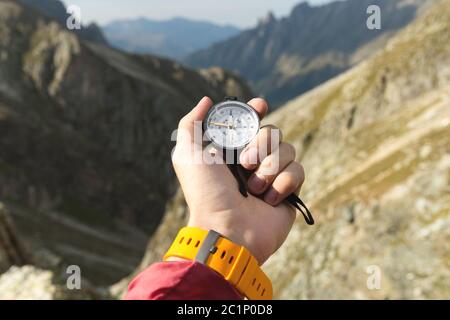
[{"left": 203, "top": 100, "right": 260, "bottom": 151}]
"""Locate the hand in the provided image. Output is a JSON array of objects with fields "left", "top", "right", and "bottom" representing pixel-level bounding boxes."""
[{"left": 172, "top": 97, "right": 305, "bottom": 264}]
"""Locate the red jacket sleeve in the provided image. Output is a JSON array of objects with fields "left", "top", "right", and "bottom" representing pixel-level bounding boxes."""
[{"left": 124, "top": 261, "right": 243, "bottom": 300}]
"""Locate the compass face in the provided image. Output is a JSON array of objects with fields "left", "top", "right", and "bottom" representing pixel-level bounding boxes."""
[{"left": 204, "top": 101, "right": 260, "bottom": 150}]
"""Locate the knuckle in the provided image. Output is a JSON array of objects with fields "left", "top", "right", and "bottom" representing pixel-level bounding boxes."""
[
  {"left": 282, "top": 142, "right": 296, "bottom": 159},
  {"left": 261, "top": 124, "right": 278, "bottom": 130},
  {"left": 258, "top": 127, "right": 271, "bottom": 140},
  {"left": 178, "top": 115, "right": 190, "bottom": 128},
  {"left": 259, "top": 157, "right": 278, "bottom": 175},
  {"left": 254, "top": 171, "right": 271, "bottom": 186},
  {"left": 293, "top": 163, "right": 305, "bottom": 189},
  {"left": 298, "top": 163, "right": 305, "bottom": 182},
  {"left": 289, "top": 162, "right": 304, "bottom": 181},
  {"left": 252, "top": 97, "right": 267, "bottom": 104},
  {"left": 260, "top": 126, "right": 282, "bottom": 149},
  {"left": 249, "top": 97, "right": 268, "bottom": 110},
  {"left": 283, "top": 172, "right": 299, "bottom": 191},
  {"left": 260, "top": 125, "right": 279, "bottom": 139},
  {"left": 262, "top": 125, "right": 282, "bottom": 141}
]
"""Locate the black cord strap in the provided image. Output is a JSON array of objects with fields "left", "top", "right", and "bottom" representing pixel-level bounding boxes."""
[
  {"left": 226, "top": 157, "right": 315, "bottom": 225},
  {"left": 285, "top": 194, "right": 315, "bottom": 225},
  {"left": 227, "top": 163, "right": 248, "bottom": 198}
]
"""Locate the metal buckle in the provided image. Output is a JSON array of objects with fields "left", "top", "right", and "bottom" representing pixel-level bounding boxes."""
[{"left": 195, "top": 230, "right": 222, "bottom": 264}]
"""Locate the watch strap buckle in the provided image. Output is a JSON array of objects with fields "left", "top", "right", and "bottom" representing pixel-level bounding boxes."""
[{"left": 195, "top": 230, "right": 222, "bottom": 264}]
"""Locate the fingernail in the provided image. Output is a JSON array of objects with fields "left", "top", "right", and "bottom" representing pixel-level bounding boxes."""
[
  {"left": 241, "top": 147, "right": 258, "bottom": 168},
  {"left": 248, "top": 173, "right": 266, "bottom": 193},
  {"left": 265, "top": 188, "right": 279, "bottom": 205},
  {"left": 197, "top": 96, "right": 210, "bottom": 105}
]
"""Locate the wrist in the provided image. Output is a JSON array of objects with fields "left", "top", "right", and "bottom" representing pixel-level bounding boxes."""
[
  {"left": 187, "top": 219, "right": 266, "bottom": 265},
  {"left": 163, "top": 226, "right": 273, "bottom": 300}
]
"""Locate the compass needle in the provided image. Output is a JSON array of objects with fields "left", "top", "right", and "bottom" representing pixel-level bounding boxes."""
[{"left": 209, "top": 121, "right": 230, "bottom": 128}]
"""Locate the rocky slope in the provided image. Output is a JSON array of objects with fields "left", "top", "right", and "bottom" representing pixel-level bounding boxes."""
[
  {"left": 0, "top": 0, "right": 252, "bottom": 285},
  {"left": 0, "top": 264, "right": 108, "bottom": 299},
  {"left": 18, "top": 0, "right": 109, "bottom": 45},
  {"left": 135, "top": 0, "right": 450, "bottom": 299},
  {"left": 186, "top": 0, "right": 429, "bottom": 107}
]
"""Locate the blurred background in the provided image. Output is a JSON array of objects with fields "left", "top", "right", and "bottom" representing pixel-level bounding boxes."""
[{"left": 0, "top": 0, "right": 448, "bottom": 299}]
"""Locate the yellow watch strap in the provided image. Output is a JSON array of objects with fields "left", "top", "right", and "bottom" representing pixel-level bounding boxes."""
[{"left": 163, "top": 227, "right": 273, "bottom": 300}]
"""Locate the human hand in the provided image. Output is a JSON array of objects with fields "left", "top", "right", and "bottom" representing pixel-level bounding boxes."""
[{"left": 172, "top": 97, "right": 305, "bottom": 264}]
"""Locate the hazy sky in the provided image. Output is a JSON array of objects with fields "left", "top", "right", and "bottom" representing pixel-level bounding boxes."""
[{"left": 61, "top": 0, "right": 335, "bottom": 28}]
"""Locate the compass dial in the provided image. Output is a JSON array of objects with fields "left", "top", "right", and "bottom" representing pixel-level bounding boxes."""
[{"left": 204, "top": 101, "right": 260, "bottom": 150}]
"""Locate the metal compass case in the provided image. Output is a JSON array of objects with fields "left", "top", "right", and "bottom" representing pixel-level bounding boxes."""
[{"left": 203, "top": 97, "right": 314, "bottom": 225}]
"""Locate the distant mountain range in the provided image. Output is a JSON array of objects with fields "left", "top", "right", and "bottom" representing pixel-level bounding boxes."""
[
  {"left": 185, "top": 0, "right": 429, "bottom": 106},
  {"left": 103, "top": 17, "right": 240, "bottom": 60}
]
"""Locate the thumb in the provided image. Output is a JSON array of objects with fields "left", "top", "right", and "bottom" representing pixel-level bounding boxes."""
[
  {"left": 176, "top": 96, "right": 213, "bottom": 147},
  {"left": 179, "top": 96, "right": 213, "bottom": 130}
]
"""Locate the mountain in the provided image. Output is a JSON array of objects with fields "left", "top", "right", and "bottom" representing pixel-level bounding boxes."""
[
  {"left": 185, "top": 0, "right": 429, "bottom": 107},
  {"left": 125, "top": 0, "right": 450, "bottom": 299},
  {"left": 0, "top": 0, "right": 252, "bottom": 286},
  {"left": 103, "top": 17, "right": 240, "bottom": 60},
  {"left": 18, "top": 0, "right": 109, "bottom": 45}
]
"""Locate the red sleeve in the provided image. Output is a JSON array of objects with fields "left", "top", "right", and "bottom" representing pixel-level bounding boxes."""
[{"left": 124, "top": 261, "right": 243, "bottom": 300}]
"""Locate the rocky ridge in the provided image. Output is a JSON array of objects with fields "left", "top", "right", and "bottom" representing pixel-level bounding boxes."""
[{"left": 186, "top": 0, "right": 429, "bottom": 107}]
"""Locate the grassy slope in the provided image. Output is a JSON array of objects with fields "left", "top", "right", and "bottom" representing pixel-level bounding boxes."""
[{"left": 264, "top": 0, "right": 450, "bottom": 299}]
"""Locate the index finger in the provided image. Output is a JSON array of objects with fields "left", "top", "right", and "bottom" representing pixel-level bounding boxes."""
[{"left": 247, "top": 98, "right": 268, "bottom": 120}]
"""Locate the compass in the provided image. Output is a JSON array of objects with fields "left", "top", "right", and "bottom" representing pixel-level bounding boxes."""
[{"left": 203, "top": 99, "right": 260, "bottom": 150}]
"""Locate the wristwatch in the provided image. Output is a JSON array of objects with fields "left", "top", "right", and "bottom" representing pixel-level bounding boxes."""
[{"left": 163, "top": 227, "right": 273, "bottom": 300}]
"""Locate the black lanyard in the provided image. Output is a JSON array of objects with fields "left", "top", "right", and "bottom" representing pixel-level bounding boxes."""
[{"left": 224, "top": 149, "right": 315, "bottom": 225}]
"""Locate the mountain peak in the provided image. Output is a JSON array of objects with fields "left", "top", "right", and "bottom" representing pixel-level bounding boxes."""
[
  {"left": 258, "top": 11, "right": 276, "bottom": 26},
  {"left": 290, "top": 1, "right": 312, "bottom": 17}
]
